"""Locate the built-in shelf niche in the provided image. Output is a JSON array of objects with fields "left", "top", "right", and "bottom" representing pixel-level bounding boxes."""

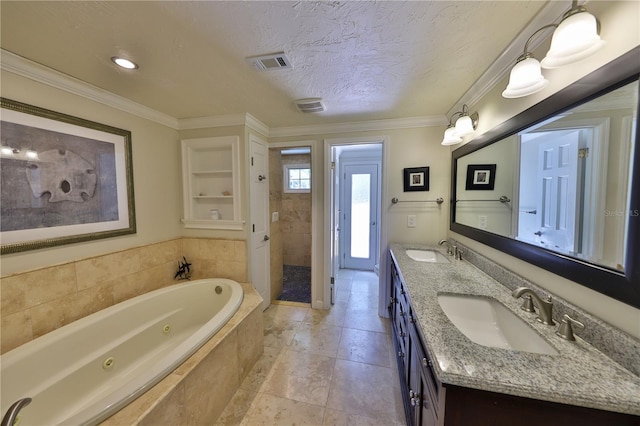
[{"left": 181, "top": 136, "right": 243, "bottom": 230}]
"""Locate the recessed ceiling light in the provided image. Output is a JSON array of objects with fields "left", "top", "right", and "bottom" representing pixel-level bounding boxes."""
[{"left": 111, "top": 56, "right": 138, "bottom": 70}]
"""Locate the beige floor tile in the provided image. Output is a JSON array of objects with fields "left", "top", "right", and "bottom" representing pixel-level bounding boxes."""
[
  {"left": 326, "top": 359, "right": 404, "bottom": 423},
  {"left": 215, "top": 388, "right": 257, "bottom": 426},
  {"left": 346, "top": 293, "right": 379, "bottom": 311},
  {"left": 289, "top": 322, "right": 343, "bottom": 357},
  {"left": 344, "top": 309, "right": 390, "bottom": 334},
  {"left": 303, "top": 301, "right": 347, "bottom": 327},
  {"left": 239, "top": 393, "right": 325, "bottom": 426},
  {"left": 262, "top": 349, "right": 336, "bottom": 406},
  {"left": 334, "top": 277, "right": 353, "bottom": 292},
  {"left": 240, "top": 346, "right": 282, "bottom": 390},
  {"left": 322, "top": 408, "right": 406, "bottom": 426},
  {"left": 263, "top": 304, "right": 309, "bottom": 324},
  {"left": 263, "top": 319, "right": 300, "bottom": 349},
  {"left": 335, "top": 290, "right": 351, "bottom": 303},
  {"left": 337, "top": 328, "right": 391, "bottom": 367}
]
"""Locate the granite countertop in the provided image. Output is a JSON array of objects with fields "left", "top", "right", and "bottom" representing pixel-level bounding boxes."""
[{"left": 389, "top": 243, "right": 640, "bottom": 416}]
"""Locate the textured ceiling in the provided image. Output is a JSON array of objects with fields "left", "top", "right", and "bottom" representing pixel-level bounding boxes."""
[{"left": 0, "top": 1, "right": 546, "bottom": 128}]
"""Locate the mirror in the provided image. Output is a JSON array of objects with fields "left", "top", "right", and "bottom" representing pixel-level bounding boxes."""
[{"left": 451, "top": 47, "right": 640, "bottom": 308}]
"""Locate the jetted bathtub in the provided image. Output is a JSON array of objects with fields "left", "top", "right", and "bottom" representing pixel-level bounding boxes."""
[{"left": 1, "top": 278, "right": 243, "bottom": 426}]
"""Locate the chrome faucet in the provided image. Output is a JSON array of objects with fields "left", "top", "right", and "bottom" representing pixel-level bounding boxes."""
[
  {"left": 438, "top": 239, "right": 455, "bottom": 256},
  {"left": 1, "top": 397, "right": 32, "bottom": 426},
  {"left": 512, "top": 287, "right": 555, "bottom": 325}
]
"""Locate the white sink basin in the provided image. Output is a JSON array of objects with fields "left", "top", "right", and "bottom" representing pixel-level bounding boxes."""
[
  {"left": 437, "top": 294, "right": 558, "bottom": 355},
  {"left": 405, "top": 249, "right": 450, "bottom": 263}
]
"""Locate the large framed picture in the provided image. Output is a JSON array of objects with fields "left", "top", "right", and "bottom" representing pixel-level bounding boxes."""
[
  {"left": 465, "top": 164, "right": 496, "bottom": 190},
  {"left": 403, "top": 166, "right": 429, "bottom": 192},
  {"left": 1, "top": 98, "right": 136, "bottom": 254}
]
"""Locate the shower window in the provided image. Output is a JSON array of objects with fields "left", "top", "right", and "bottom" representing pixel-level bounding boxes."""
[{"left": 284, "top": 163, "right": 311, "bottom": 193}]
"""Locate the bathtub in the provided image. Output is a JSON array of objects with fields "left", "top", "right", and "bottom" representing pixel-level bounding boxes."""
[{"left": 1, "top": 278, "right": 243, "bottom": 426}]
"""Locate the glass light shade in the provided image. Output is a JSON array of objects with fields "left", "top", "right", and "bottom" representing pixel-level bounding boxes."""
[
  {"left": 454, "top": 115, "right": 475, "bottom": 137},
  {"left": 502, "top": 57, "right": 549, "bottom": 98},
  {"left": 541, "top": 11, "right": 604, "bottom": 69},
  {"left": 441, "top": 126, "right": 462, "bottom": 146}
]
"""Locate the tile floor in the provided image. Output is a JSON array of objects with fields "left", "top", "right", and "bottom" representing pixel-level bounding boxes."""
[{"left": 215, "top": 269, "right": 406, "bottom": 425}]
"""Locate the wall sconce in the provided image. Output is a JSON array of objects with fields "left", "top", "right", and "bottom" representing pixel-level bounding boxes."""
[
  {"left": 441, "top": 104, "right": 479, "bottom": 146},
  {"left": 503, "top": 0, "right": 604, "bottom": 98}
]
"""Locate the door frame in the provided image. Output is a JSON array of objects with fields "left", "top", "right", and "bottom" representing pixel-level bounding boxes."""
[
  {"left": 269, "top": 140, "right": 321, "bottom": 308},
  {"left": 324, "top": 136, "right": 389, "bottom": 317}
]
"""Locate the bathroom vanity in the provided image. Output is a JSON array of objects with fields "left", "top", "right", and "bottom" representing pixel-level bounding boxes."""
[{"left": 389, "top": 244, "right": 640, "bottom": 426}]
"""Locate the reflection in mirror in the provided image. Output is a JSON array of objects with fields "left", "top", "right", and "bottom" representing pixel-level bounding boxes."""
[
  {"left": 456, "top": 81, "right": 637, "bottom": 272},
  {"left": 451, "top": 47, "right": 639, "bottom": 308}
]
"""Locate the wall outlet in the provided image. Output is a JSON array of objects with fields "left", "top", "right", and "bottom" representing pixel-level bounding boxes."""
[
  {"left": 478, "top": 215, "right": 488, "bottom": 229},
  {"left": 272, "top": 212, "right": 279, "bottom": 222},
  {"left": 407, "top": 215, "right": 417, "bottom": 228}
]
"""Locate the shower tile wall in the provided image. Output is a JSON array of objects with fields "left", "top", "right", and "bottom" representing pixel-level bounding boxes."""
[
  {"left": 281, "top": 154, "right": 312, "bottom": 267},
  {"left": 1, "top": 238, "right": 247, "bottom": 354}
]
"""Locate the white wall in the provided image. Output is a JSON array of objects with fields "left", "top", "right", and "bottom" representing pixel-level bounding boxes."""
[
  {"left": 272, "top": 125, "right": 450, "bottom": 306},
  {"left": 1, "top": 71, "right": 183, "bottom": 276},
  {"left": 449, "top": 1, "right": 640, "bottom": 338}
]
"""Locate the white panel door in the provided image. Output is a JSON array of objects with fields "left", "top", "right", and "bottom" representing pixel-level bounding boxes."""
[
  {"left": 535, "top": 130, "right": 580, "bottom": 253},
  {"left": 250, "top": 136, "right": 270, "bottom": 310}
]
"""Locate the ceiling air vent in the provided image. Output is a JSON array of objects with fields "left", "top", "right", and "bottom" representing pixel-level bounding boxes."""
[
  {"left": 247, "top": 52, "right": 292, "bottom": 71},
  {"left": 294, "top": 98, "right": 326, "bottom": 113}
]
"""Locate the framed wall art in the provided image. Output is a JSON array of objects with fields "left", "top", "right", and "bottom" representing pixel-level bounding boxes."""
[
  {"left": 403, "top": 166, "right": 429, "bottom": 192},
  {"left": 1, "top": 98, "right": 136, "bottom": 254},
  {"left": 465, "top": 164, "right": 496, "bottom": 190}
]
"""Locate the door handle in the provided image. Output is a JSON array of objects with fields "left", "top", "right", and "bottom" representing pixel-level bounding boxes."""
[
  {"left": 263, "top": 235, "right": 270, "bottom": 241},
  {"left": 371, "top": 222, "right": 376, "bottom": 226},
  {"left": 534, "top": 231, "right": 542, "bottom": 236},
  {"left": 258, "top": 175, "right": 266, "bottom": 181}
]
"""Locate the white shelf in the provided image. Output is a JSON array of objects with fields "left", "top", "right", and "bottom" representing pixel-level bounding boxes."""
[
  {"left": 181, "top": 136, "right": 242, "bottom": 229},
  {"left": 181, "top": 218, "right": 245, "bottom": 231}
]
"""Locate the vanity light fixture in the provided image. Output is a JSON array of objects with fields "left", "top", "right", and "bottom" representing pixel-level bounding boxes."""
[
  {"left": 111, "top": 56, "right": 138, "bottom": 70},
  {"left": 26, "top": 149, "right": 38, "bottom": 159},
  {"left": 0, "top": 146, "right": 13, "bottom": 156},
  {"left": 503, "top": 0, "right": 604, "bottom": 98},
  {"left": 441, "top": 104, "right": 479, "bottom": 146}
]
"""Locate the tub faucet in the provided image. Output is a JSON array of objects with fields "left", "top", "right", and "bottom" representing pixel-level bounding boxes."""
[
  {"left": 512, "top": 287, "right": 555, "bottom": 325},
  {"left": 438, "top": 239, "right": 455, "bottom": 256},
  {"left": 1, "top": 397, "right": 32, "bottom": 426}
]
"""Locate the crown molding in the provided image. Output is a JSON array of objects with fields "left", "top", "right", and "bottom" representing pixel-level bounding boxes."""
[
  {"left": 1, "top": 49, "right": 179, "bottom": 129},
  {"left": 177, "top": 113, "right": 269, "bottom": 136},
  {"left": 269, "top": 115, "right": 448, "bottom": 138},
  {"left": 448, "top": 1, "right": 569, "bottom": 115}
]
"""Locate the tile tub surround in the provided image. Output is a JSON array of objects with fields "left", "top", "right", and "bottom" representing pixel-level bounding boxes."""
[
  {"left": 1, "top": 237, "right": 247, "bottom": 354},
  {"left": 100, "top": 283, "right": 263, "bottom": 425},
  {"left": 451, "top": 239, "right": 640, "bottom": 377},
  {"left": 389, "top": 244, "right": 640, "bottom": 416}
]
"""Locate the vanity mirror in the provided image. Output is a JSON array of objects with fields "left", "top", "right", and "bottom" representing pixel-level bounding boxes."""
[{"left": 451, "top": 47, "right": 640, "bottom": 308}]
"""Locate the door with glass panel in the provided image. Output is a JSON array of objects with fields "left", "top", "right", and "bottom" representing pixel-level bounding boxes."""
[{"left": 342, "top": 163, "right": 379, "bottom": 270}]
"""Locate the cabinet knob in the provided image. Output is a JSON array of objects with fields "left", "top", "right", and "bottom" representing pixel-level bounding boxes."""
[
  {"left": 398, "top": 351, "right": 405, "bottom": 358},
  {"left": 263, "top": 235, "right": 270, "bottom": 241},
  {"left": 258, "top": 175, "right": 266, "bottom": 181},
  {"left": 422, "top": 357, "right": 432, "bottom": 368}
]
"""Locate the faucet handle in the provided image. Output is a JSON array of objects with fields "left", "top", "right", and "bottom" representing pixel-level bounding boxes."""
[
  {"left": 520, "top": 294, "right": 536, "bottom": 313},
  {"left": 555, "top": 314, "right": 584, "bottom": 341}
]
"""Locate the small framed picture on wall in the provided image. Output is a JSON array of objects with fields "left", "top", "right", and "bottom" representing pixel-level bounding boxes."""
[
  {"left": 465, "top": 164, "right": 496, "bottom": 190},
  {"left": 403, "top": 166, "right": 429, "bottom": 192}
]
